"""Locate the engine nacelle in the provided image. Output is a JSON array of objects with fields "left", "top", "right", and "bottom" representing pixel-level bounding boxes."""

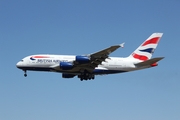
[
  {"left": 62, "top": 73, "right": 75, "bottom": 78},
  {"left": 60, "top": 62, "right": 73, "bottom": 70},
  {"left": 76, "top": 55, "right": 90, "bottom": 64}
]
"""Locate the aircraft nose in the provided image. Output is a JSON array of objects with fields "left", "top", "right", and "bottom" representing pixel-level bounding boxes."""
[{"left": 16, "top": 61, "right": 22, "bottom": 68}]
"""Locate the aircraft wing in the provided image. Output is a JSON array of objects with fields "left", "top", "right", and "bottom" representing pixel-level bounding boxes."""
[
  {"left": 74, "top": 43, "right": 125, "bottom": 72},
  {"left": 52, "top": 43, "right": 125, "bottom": 73},
  {"left": 89, "top": 43, "right": 125, "bottom": 59},
  {"left": 86, "top": 43, "right": 125, "bottom": 68}
]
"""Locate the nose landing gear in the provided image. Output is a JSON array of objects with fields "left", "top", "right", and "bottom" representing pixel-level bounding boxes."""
[{"left": 23, "top": 70, "right": 27, "bottom": 77}]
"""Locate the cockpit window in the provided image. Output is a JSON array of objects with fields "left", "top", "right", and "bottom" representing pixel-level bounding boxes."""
[{"left": 20, "top": 60, "right": 24, "bottom": 62}]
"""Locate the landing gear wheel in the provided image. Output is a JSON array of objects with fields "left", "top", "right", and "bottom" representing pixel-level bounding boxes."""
[
  {"left": 24, "top": 74, "right": 27, "bottom": 77},
  {"left": 23, "top": 70, "right": 27, "bottom": 77}
]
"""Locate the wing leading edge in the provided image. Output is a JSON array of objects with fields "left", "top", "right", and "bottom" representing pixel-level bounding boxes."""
[{"left": 89, "top": 43, "right": 125, "bottom": 58}]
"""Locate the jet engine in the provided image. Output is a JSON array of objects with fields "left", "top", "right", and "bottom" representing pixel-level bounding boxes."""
[
  {"left": 60, "top": 62, "right": 73, "bottom": 70},
  {"left": 76, "top": 55, "right": 90, "bottom": 64}
]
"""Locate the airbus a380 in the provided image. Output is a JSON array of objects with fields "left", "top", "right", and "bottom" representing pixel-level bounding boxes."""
[{"left": 16, "top": 33, "right": 164, "bottom": 81}]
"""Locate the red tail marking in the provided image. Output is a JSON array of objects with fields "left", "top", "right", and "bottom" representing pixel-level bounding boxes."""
[
  {"left": 142, "top": 37, "right": 160, "bottom": 46},
  {"left": 132, "top": 53, "right": 148, "bottom": 61},
  {"left": 151, "top": 63, "right": 158, "bottom": 67}
]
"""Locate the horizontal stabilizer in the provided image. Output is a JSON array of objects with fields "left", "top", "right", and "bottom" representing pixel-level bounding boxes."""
[{"left": 135, "top": 57, "right": 164, "bottom": 67}]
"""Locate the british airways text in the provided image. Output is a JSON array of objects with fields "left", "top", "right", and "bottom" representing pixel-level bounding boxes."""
[{"left": 36, "top": 59, "right": 68, "bottom": 63}]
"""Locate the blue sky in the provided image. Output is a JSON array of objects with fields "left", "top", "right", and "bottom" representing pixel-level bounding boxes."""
[{"left": 0, "top": 0, "right": 180, "bottom": 120}]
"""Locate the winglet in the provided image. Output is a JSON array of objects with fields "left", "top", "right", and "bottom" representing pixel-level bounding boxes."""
[{"left": 120, "top": 42, "right": 125, "bottom": 48}]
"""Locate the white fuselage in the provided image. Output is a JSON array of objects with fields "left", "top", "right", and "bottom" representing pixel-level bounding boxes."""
[
  {"left": 16, "top": 33, "right": 163, "bottom": 80},
  {"left": 16, "top": 54, "right": 148, "bottom": 75}
]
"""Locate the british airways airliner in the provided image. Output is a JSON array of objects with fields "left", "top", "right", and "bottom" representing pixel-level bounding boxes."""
[{"left": 16, "top": 33, "right": 164, "bottom": 81}]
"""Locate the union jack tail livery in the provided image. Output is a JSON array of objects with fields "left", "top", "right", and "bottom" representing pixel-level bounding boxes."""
[{"left": 129, "top": 33, "right": 163, "bottom": 61}]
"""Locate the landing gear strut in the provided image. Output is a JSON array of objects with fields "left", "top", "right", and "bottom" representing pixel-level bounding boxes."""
[{"left": 24, "top": 70, "right": 27, "bottom": 77}]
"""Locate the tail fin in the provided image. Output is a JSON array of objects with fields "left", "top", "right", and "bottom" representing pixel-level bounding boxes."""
[{"left": 129, "top": 33, "right": 163, "bottom": 61}]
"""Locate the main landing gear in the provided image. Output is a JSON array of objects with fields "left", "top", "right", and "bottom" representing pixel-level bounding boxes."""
[
  {"left": 24, "top": 70, "right": 27, "bottom": 77},
  {"left": 78, "top": 72, "right": 95, "bottom": 81}
]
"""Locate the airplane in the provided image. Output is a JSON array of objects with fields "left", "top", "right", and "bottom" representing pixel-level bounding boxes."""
[{"left": 16, "top": 33, "right": 164, "bottom": 81}]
